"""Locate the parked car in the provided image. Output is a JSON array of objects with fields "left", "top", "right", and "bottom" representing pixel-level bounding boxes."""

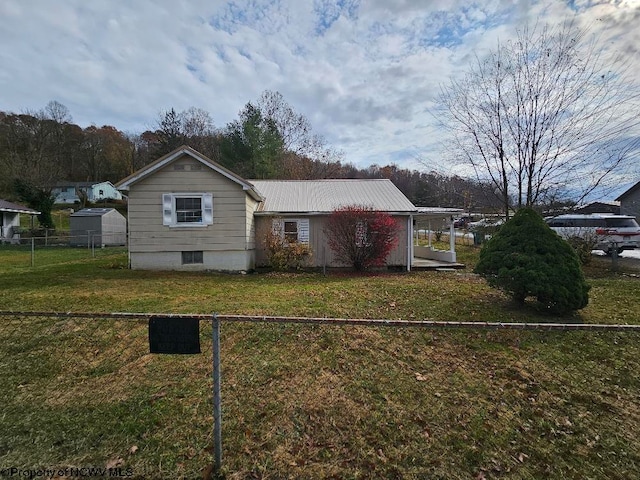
[
  {"left": 453, "top": 217, "right": 472, "bottom": 228},
  {"left": 545, "top": 213, "right": 640, "bottom": 255},
  {"left": 468, "top": 218, "right": 504, "bottom": 231}
]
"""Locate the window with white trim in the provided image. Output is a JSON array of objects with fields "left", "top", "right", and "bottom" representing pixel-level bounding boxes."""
[
  {"left": 162, "top": 193, "right": 213, "bottom": 227},
  {"left": 272, "top": 218, "right": 309, "bottom": 244}
]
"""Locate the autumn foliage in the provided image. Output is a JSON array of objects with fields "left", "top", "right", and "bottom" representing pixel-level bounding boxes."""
[
  {"left": 262, "top": 224, "right": 312, "bottom": 271},
  {"left": 324, "top": 206, "right": 399, "bottom": 271}
]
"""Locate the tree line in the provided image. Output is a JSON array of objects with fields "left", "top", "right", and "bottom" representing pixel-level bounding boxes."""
[{"left": 0, "top": 92, "right": 501, "bottom": 228}]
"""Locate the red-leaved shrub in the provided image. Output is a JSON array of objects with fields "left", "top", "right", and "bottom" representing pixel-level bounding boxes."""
[{"left": 324, "top": 206, "right": 399, "bottom": 271}]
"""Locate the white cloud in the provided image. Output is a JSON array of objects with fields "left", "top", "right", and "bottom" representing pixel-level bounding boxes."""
[{"left": 0, "top": 0, "right": 638, "bottom": 198}]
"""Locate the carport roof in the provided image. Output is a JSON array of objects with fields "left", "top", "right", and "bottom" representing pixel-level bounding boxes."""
[{"left": 0, "top": 199, "right": 40, "bottom": 215}]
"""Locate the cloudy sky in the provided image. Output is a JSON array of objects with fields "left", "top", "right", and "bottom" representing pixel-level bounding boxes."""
[{"left": 1, "top": 0, "right": 639, "bottom": 191}]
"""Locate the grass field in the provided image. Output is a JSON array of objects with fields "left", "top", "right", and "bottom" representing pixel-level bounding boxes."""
[{"left": 1, "top": 245, "right": 639, "bottom": 479}]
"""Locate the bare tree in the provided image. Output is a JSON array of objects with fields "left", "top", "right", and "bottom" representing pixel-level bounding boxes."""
[
  {"left": 439, "top": 21, "right": 640, "bottom": 217},
  {"left": 256, "top": 90, "right": 342, "bottom": 168},
  {"left": 44, "top": 100, "right": 72, "bottom": 124}
]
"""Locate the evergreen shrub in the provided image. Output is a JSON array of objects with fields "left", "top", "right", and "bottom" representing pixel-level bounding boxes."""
[{"left": 474, "top": 208, "right": 590, "bottom": 315}]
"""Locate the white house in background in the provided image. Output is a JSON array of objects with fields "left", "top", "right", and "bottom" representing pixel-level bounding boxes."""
[
  {"left": 0, "top": 199, "right": 40, "bottom": 243},
  {"left": 52, "top": 181, "right": 123, "bottom": 204},
  {"left": 115, "top": 146, "right": 460, "bottom": 272}
]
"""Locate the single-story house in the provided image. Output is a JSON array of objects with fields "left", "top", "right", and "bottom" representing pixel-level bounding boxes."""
[
  {"left": 115, "top": 146, "right": 459, "bottom": 272},
  {"left": 69, "top": 208, "right": 127, "bottom": 247},
  {"left": 53, "top": 181, "right": 123, "bottom": 204},
  {"left": 616, "top": 180, "right": 640, "bottom": 220},
  {"left": 250, "top": 179, "right": 416, "bottom": 269},
  {"left": 0, "top": 199, "right": 40, "bottom": 243}
]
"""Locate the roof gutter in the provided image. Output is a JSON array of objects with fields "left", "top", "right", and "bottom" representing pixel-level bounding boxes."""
[{"left": 254, "top": 210, "right": 418, "bottom": 217}]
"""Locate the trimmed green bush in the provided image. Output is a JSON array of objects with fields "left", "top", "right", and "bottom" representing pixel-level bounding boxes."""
[{"left": 474, "top": 208, "right": 589, "bottom": 315}]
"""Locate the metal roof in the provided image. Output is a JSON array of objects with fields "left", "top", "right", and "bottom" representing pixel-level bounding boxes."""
[
  {"left": 250, "top": 179, "right": 417, "bottom": 214},
  {"left": 0, "top": 199, "right": 40, "bottom": 215},
  {"left": 415, "top": 206, "right": 463, "bottom": 219}
]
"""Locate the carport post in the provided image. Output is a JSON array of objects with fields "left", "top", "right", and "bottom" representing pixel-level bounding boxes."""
[
  {"left": 449, "top": 219, "right": 456, "bottom": 262},
  {"left": 212, "top": 314, "right": 222, "bottom": 475}
]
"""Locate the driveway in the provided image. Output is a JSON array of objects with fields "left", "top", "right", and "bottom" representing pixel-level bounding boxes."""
[{"left": 593, "top": 250, "right": 640, "bottom": 272}]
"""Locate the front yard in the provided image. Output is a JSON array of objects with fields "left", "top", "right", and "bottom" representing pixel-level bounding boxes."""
[{"left": 0, "top": 245, "right": 639, "bottom": 478}]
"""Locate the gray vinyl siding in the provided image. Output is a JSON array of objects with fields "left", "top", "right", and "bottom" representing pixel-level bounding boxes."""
[
  {"left": 127, "top": 156, "right": 252, "bottom": 255},
  {"left": 620, "top": 187, "right": 640, "bottom": 220}
]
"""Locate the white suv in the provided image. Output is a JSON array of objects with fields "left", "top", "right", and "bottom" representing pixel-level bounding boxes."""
[{"left": 545, "top": 214, "right": 640, "bottom": 255}]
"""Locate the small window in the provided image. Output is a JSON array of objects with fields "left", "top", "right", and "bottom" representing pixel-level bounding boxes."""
[
  {"left": 182, "top": 251, "right": 203, "bottom": 264},
  {"left": 284, "top": 221, "right": 298, "bottom": 243}
]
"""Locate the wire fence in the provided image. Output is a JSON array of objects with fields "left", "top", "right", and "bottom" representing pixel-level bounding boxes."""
[
  {"left": 1, "top": 312, "right": 640, "bottom": 479},
  {"left": 0, "top": 233, "right": 127, "bottom": 269}
]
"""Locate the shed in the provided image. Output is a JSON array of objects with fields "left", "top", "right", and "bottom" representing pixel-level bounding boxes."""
[{"left": 70, "top": 208, "right": 127, "bottom": 247}]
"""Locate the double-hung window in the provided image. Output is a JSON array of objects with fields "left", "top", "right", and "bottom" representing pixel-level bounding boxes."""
[
  {"left": 284, "top": 221, "right": 299, "bottom": 243},
  {"left": 175, "top": 197, "right": 202, "bottom": 223},
  {"left": 163, "top": 193, "right": 213, "bottom": 227}
]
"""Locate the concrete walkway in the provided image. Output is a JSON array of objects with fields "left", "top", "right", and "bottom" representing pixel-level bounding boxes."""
[{"left": 412, "top": 257, "right": 465, "bottom": 270}]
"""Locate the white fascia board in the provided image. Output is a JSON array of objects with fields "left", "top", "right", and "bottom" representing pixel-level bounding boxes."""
[
  {"left": 0, "top": 208, "right": 41, "bottom": 215},
  {"left": 116, "top": 148, "right": 262, "bottom": 201},
  {"left": 254, "top": 210, "right": 416, "bottom": 217}
]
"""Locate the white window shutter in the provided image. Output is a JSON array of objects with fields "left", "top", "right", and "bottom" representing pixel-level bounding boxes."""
[
  {"left": 272, "top": 218, "right": 284, "bottom": 236},
  {"left": 298, "top": 219, "right": 310, "bottom": 244},
  {"left": 162, "top": 194, "right": 173, "bottom": 226},
  {"left": 203, "top": 194, "right": 213, "bottom": 225}
]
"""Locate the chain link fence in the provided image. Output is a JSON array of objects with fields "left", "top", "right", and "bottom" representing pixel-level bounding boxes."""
[
  {"left": 0, "top": 233, "right": 127, "bottom": 269},
  {"left": 1, "top": 312, "right": 639, "bottom": 479}
]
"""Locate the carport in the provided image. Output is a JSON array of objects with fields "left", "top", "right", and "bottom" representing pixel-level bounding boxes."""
[
  {"left": 412, "top": 207, "right": 465, "bottom": 269},
  {"left": 0, "top": 199, "right": 40, "bottom": 243}
]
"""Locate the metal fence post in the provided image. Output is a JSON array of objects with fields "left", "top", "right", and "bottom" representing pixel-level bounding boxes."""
[
  {"left": 611, "top": 242, "right": 619, "bottom": 272},
  {"left": 212, "top": 313, "right": 222, "bottom": 476},
  {"left": 31, "top": 237, "right": 35, "bottom": 267}
]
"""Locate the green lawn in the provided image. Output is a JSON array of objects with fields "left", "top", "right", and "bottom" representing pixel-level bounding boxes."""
[{"left": 0, "top": 246, "right": 639, "bottom": 479}]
